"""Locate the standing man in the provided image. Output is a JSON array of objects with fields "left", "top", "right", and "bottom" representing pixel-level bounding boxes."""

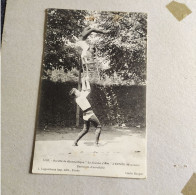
[{"left": 69, "top": 76, "right": 102, "bottom": 146}]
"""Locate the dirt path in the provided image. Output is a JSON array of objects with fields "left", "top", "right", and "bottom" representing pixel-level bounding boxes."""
[{"left": 33, "top": 126, "right": 146, "bottom": 178}]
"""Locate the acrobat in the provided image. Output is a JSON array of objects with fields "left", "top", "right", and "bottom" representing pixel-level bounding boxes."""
[
  {"left": 69, "top": 75, "right": 102, "bottom": 146},
  {"left": 75, "top": 26, "right": 109, "bottom": 74}
]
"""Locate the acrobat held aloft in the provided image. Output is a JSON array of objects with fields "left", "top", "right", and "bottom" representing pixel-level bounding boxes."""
[
  {"left": 69, "top": 75, "right": 102, "bottom": 147},
  {"left": 75, "top": 26, "right": 110, "bottom": 75}
]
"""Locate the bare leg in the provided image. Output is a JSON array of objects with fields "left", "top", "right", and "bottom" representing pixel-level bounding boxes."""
[
  {"left": 85, "top": 63, "right": 89, "bottom": 76},
  {"left": 73, "top": 121, "right": 90, "bottom": 146},
  {"left": 82, "top": 63, "right": 85, "bottom": 76},
  {"left": 82, "top": 28, "right": 109, "bottom": 40},
  {"left": 95, "top": 127, "right": 101, "bottom": 145},
  {"left": 89, "top": 114, "right": 102, "bottom": 146}
]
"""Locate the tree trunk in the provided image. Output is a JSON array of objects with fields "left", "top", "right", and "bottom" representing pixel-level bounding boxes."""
[{"left": 76, "top": 68, "right": 81, "bottom": 127}]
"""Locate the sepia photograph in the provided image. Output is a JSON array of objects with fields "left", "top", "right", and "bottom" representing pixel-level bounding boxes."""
[{"left": 32, "top": 8, "right": 147, "bottom": 178}]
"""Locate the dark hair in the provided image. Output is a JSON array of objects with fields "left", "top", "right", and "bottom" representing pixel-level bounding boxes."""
[{"left": 69, "top": 88, "right": 77, "bottom": 96}]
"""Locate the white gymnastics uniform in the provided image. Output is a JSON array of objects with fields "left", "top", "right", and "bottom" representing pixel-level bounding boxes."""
[
  {"left": 75, "top": 90, "right": 94, "bottom": 121},
  {"left": 76, "top": 40, "right": 89, "bottom": 58}
]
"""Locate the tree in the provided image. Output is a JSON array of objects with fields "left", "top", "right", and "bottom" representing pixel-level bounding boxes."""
[
  {"left": 42, "top": 9, "right": 147, "bottom": 85},
  {"left": 43, "top": 9, "right": 87, "bottom": 74}
]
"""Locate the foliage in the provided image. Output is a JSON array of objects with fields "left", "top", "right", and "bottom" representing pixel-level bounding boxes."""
[
  {"left": 37, "top": 80, "right": 146, "bottom": 128},
  {"left": 90, "top": 11, "right": 147, "bottom": 84},
  {"left": 42, "top": 9, "right": 147, "bottom": 85},
  {"left": 43, "top": 9, "right": 87, "bottom": 74}
]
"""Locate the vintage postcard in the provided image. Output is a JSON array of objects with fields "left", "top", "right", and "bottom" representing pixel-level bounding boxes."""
[{"left": 32, "top": 8, "right": 147, "bottom": 178}]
